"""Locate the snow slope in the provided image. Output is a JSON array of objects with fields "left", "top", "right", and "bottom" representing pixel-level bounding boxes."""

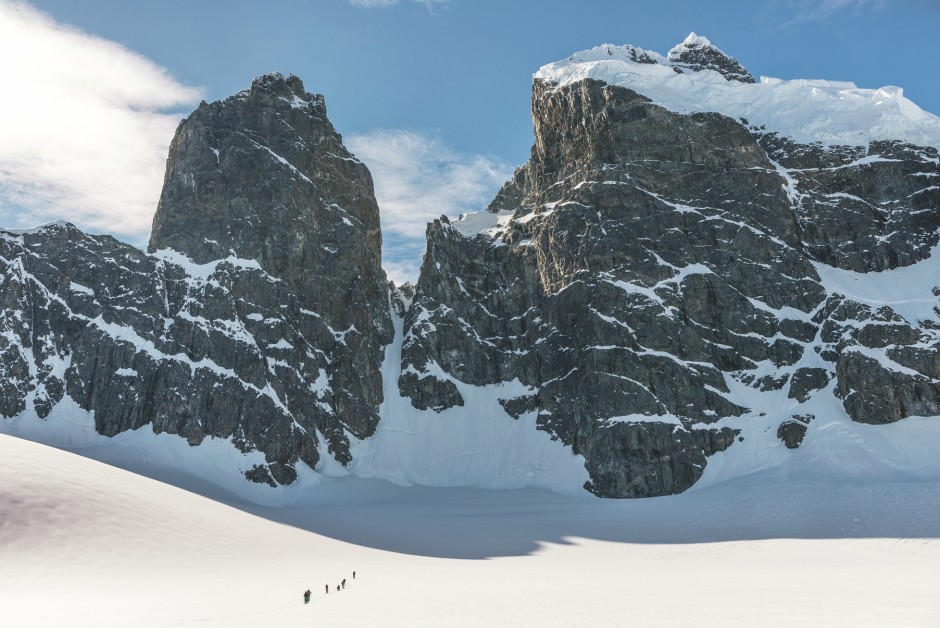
[
  {"left": 535, "top": 34, "right": 940, "bottom": 149},
  {"left": 347, "top": 296, "right": 590, "bottom": 492},
  {"left": 2, "top": 432, "right": 939, "bottom": 627},
  {"left": 0, "top": 297, "right": 588, "bottom": 504},
  {"left": 689, "top": 245, "right": 940, "bottom": 489}
]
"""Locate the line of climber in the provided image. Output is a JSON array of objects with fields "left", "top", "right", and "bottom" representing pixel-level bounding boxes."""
[{"left": 304, "top": 570, "right": 356, "bottom": 604}]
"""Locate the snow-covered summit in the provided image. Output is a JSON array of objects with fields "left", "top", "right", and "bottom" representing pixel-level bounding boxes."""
[
  {"left": 535, "top": 34, "right": 940, "bottom": 149},
  {"left": 670, "top": 31, "right": 713, "bottom": 51},
  {"left": 667, "top": 32, "right": 754, "bottom": 83}
]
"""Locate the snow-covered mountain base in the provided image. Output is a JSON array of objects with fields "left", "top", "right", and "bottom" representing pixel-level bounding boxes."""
[
  {"left": 3, "top": 433, "right": 939, "bottom": 627},
  {"left": 0, "top": 293, "right": 590, "bottom": 503},
  {"left": 6, "top": 259, "right": 939, "bottom": 506}
]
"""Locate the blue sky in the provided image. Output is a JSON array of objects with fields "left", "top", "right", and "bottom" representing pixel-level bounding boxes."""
[{"left": 2, "top": 0, "right": 938, "bottom": 281}]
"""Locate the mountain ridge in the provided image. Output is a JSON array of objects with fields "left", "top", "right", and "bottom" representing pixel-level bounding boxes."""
[{"left": 2, "top": 35, "right": 939, "bottom": 498}]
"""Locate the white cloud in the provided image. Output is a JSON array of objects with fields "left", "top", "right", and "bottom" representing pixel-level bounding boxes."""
[
  {"left": 348, "top": 0, "right": 398, "bottom": 7},
  {"left": 785, "top": 0, "right": 886, "bottom": 24},
  {"left": 346, "top": 129, "right": 513, "bottom": 284},
  {"left": 347, "top": 0, "right": 449, "bottom": 12},
  {"left": 412, "top": 0, "right": 449, "bottom": 11},
  {"left": 0, "top": 0, "right": 200, "bottom": 245}
]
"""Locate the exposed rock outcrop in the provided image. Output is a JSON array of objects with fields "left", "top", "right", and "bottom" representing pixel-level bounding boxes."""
[
  {"left": 0, "top": 74, "right": 392, "bottom": 484},
  {"left": 667, "top": 32, "right": 755, "bottom": 83},
  {"left": 777, "top": 415, "right": 813, "bottom": 449},
  {"left": 399, "top": 41, "right": 940, "bottom": 497}
]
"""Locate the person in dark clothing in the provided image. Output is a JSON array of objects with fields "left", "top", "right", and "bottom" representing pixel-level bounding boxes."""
[
  {"left": 336, "top": 584, "right": 340, "bottom": 592},
  {"left": 325, "top": 584, "right": 329, "bottom": 594},
  {"left": 342, "top": 579, "right": 346, "bottom": 589},
  {"left": 353, "top": 571, "right": 356, "bottom": 579},
  {"left": 304, "top": 589, "right": 311, "bottom": 604}
]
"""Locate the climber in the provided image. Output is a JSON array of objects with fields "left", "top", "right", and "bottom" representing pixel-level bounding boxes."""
[{"left": 304, "top": 589, "right": 311, "bottom": 604}]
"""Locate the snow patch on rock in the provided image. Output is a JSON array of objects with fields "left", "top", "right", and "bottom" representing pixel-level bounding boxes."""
[{"left": 536, "top": 36, "right": 940, "bottom": 149}]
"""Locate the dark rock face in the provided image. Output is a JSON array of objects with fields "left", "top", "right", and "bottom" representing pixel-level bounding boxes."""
[
  {"left": 150, "top": 74, "right": 387, "bottom": 341},
  {"left": 777, "top": 415, "right": 813, "bottom": 449},
  {"left": 402, "top": 79, "right": 796, "bottom": 497},
  {"left": 788, "top": 368, "right": 831, "bottom": 403},
  {"left": 816, "top": 294, "right": 940, "bottom": 425},
  {"left": 757, "top": 135, "right": 940, "bottom": 272},
  {"left": 0, "top": 74, "right": 392, "bottom": 484},
  {"left": 836, "top": 347, "right": 940, "bottom": 424},
  {"left": 668, "top": 35, "right": 755, "bottom": 83},
  {"left": 400, "top": 75, "right": 940, "bottom": 497}
]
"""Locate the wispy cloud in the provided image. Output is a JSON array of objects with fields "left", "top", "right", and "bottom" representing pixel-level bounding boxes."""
[
  {"left": 412, "top": 0, "right": 449, "bottom": 11},
  {"left": 0, "top": 0, "right": 200, "bottom": 245},
  {"left": 785, "top": 0, "right": 886, "bottom": 25},
  {"left": 347, "top": 130, "right": 512, "bottom": 284},
  {"left": 347, "top": 0, "right": 398, "bottom": 7},
  {"left": 347, "top": 0, "right": 449, "bottom": 12}
]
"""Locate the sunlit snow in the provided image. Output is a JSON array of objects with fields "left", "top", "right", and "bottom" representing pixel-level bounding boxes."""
[
  {"left": 535, "top": 36, "right": 940, "bottom": 150},
  {"left": 2, "top": 432, "right": 939, "bottom": 627}
]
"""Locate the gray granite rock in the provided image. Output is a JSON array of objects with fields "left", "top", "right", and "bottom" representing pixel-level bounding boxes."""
[
  {"left": 0, "top": 74, "right": 392, "bottom": 485},
  {"left": 788, "top": 368, "right": 831, "bottom": 403},
  {"left": 400, "top": 66, "right": 940, "bottom": 497},
  {"left": 777, "top": 415, "right": 813, "bottom": 449}
]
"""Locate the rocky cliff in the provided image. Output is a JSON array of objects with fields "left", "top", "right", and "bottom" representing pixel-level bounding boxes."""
[
  {"left": 399, "top": 37, "right": 940, "bottom": 496},
  {"left": 0, "top": 74, "right": 392, "bottom": 486},
  {"left": 2, "top": 38, "right": 939, "bottom": 499}
]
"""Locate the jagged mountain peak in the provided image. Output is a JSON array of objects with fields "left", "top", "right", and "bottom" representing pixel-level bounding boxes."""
[
  {"left": 548, "top": 34, "right": 753, "bottom": 84},
  {"left": 675, "top": 31, "right": 713, "bottom": 48},
  {"left": 148, "top": 71, "right": 378, "bottom": 289},
  {"left": 2, "top": 70, "right": 393, "bottom": 488},
  {"left": 237, "top": 72, "right": 324, "bottom": 109},
  {"left": 666, "top": 32, "right": 754, "bottom": 83},
  {"left": 249, "top": 71, "right": 304, "bottom": 92}
]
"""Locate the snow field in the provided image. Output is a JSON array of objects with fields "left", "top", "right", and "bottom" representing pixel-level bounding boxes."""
[{"left": 2, "top": 433, "right": 939, "bottom": 627}]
